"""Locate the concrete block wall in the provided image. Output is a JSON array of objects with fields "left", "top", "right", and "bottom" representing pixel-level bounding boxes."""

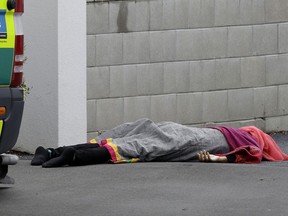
[{"left": 86, "top": 0, "right": 288, "bottom": 139}]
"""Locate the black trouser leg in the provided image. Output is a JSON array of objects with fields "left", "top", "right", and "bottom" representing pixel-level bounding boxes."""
[
  {"left": 42, "top": 147, "right": 76, "bottom": 168},
  {"left": 51, "top": 143, "right": 100, "bottom": 157},
  {"left": 31, "top": 144, "right": 91, "bottom": 166},
  {"left": 71, "top": 146, "right": 111, "bottom": 166},
  {"left": 42, "top": 145, "right": 110, "bottom": 168}
]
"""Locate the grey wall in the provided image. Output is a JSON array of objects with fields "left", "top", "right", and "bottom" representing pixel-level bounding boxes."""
[{"left": 86, "top": 0, "right": 288, "bottom": 139}]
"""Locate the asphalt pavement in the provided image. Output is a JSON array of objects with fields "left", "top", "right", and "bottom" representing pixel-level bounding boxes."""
[{"left": 1, "top": 134, "right": 288, "bottom": 216}]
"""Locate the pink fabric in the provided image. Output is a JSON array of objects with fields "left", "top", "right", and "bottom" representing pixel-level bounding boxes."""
[
  {"left": 214, "top": 126, "right": 288, "bottom": 163},
  {"left": 240, "top": 126, "right": 288, "bottom": 161},
  {"left": 213, "top": 126, "right": 263, "bottom": 163}
]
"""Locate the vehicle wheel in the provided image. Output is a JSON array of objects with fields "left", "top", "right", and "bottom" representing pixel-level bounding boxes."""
[{"left": 0, "top": 165, "right": 8, "bottom": 179}]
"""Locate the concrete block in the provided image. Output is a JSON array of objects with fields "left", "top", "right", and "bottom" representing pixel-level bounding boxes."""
[
  {"left": 137, "top": 63, "right": 164, "bottom": 96},
  {"left": 203, "top": 90, "right": 229, "bottom": 122},
  {"left": 207, "top": 118, "right": 265, "bottom": 130},
  {"left": 151, "top": 94, "right": 177, "bottom": 122},
  {"left": 215, "top": 58, "right": 241, "bottom": 90},
  {"left": 240, "top": 0, "right": 253, "bottom": 25},
  {"left": 214, "top": 0, "right": 227, "bottom": 26},
  {"left": 163, "top": 62, "right": 177, "bottom": 94},
  {"left": 215, "top": 59, "right": 229, "bottom": 90},
  {"left": 188, "top": 0, "right": 201, "bottom": 28},
  {"left": 228, "top": 26, "right": 253, "bottom": 57},
  {"left": 87, "top": 67, "right": 110, "bottom": 99},
  {"left": 228, "top": 88, "right": 254, "bottom": 120},
  {"left": 96, "top": 34, "right": 124, "bottom": 66},
  {"left": 247, "top": 118, "right": 266, "bottom": 130},
  {"left": 162, "top": 0, "right": 175, "bottom": 30},
  {"left": 226, "top": 58, "right": 241, "bottom": 89},
  {"left": 226, "top": 0, "right": 240, "bottom": 26},
  {"left": 109, "top": 1, "right": 136, "bottom": 33},
  {"left": 123, "top": 65, "right": 138, "bottom": 97},
  {"left": 252, "top": 0, "right": 265, "bottom": 24},
  {"left": 176, "top": 29, "right": 202, "bottom": 61},
  {"left": 202, "top": 60, "right": 216, "bottom": 91},
  {"left": 96, "top": 98, "right": 124, "bottom": 130},
  {"left": 164, "top": 62, "right": 190, "bottom": 94},
  {"left": 176, "top": 92, "right": 203, "bottom": 124},
  {"left": 201, "top": 27, "right": 227, "bottom": 59},
  {"left": 135, "top": 32, "right": 150, "bottom": 63},
  {"left": 241, "top": 56, "right": 265, "bottom": 87},
  {"left": 279, "top": 85, "right": 288, "bottom": 115},
  {"left": 266, "top": 54, "right": 288, "bottom": 85},
  {"left": 123, "top": 33, "right": 137, "bottom": 64},
  {"left": 279, "top": 23, "right": 288, "bottom": 53},
  {"left": 252, "top": 24, "right": 278, "bottom": 55},
  {"left": 110, "top": 65, "right": 138, "bottom": 97},
  {"left": 109, "top": 34, "right": 123, "bottom": 65},
  {"left": 109, "top": 66, "right": 124, "bottom": 97},
  {"left": 149, "top": 63, "right": 164, "bottom": 95},
  {"left": 265, "top": 0, "right": 288, "bottom": 23},
  {"left": 126, "top": 1, "right": 136, "bottom": 32},
  {"left": 162, "top": 30, "right": 176, "bottom": 61},
  {"left": 137, "top": 64, "right": 150, "bottom": 95},
  {"left": 108, "top": 1, "right": 120, "bottom": 33},
  {"left": 95, "top": 35, "right": 109, "bottom": 66},
  {"left": 87, "top": 35, "right": 96, "bottom": 67},
  {"left": 135, "top": 0, "right": 149, "bottom": 31},
  {"left": 199, "top": 0, "right": 215, "bottom": 27},
  {"left": 175, "top": 61, "right": 190, "bottom": 93},
  {"left": 150, "top": 31, "right": 163, "bottom": 63},
  {"left": 87, "top": 100, "right": 97, "bottom": 132},
  {"left": 254, "top": 86, "right": 278, "bottom": 118},
  {"left": 149, "top": 0, "right": 163, "bottom": 31},
  {"left": 214, "top": 0, "right": 241, "bottom": 26},
  {"left": 87, "top": 3, "right": 97, "bottom": 35},
  {"left": 266, "top": 115, "right": 288, "bottom": 132},
  {"left": 87, "top": 3, "right": 109, "bottom": 35},
  {"left": 189, "top": 61, "right": 203, "bottom": 92},
  {"left": 175, "top": 0, "right": 189, "bottom": 29},
  {"left": 124, "top": 96, "right": 151, "bottom": 122},
  {"left": 190, "top": 59, "right": 229, "bottom": 92}
]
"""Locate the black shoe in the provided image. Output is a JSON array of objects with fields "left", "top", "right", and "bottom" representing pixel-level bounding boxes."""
[
  {"left": 31, "top": 146, "right": 50, "bottom": 166},
  {"left": 42, "top": 147, "right": 75, "bottom": 168}
]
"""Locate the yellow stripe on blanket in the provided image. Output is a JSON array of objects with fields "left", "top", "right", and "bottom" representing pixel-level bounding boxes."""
[
  {"left": 89, "top": 138, "right": 97, "bottom": 144},
  {"left": 90, "top": 137, "right": 140, "bottom": 164},
  {"left": 106, "top": 138, "right": 122, "bottom": 162}
]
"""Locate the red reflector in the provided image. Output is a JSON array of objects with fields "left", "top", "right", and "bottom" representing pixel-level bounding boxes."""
[
  {"left": 10, "top": 72, "right": 23, "bottom": 87},
  {"left": 14, "top": 61, "right": 23, "bottom": 66},
  {"left": 15, "top": 0, "right": 24, "bottom": 13},
  {"left": 15, "top": 35, "right": 24, "bottom": 55},
  {"left": 0, "top": 107, "right": 6, "bottom": 116}
]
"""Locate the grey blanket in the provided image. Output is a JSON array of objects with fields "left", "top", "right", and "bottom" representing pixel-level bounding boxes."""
[{"left": 95, "top": 118, "right": 230, "bottom": 162}]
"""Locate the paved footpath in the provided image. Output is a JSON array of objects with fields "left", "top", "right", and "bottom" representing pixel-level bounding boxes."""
[{"left": 1, "top": 134, "right": 288, "bottom": 216}]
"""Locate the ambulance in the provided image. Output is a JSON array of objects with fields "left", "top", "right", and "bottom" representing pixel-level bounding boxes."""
[{"left": 0, "top": 0, "right": 24, "bottom": 184}]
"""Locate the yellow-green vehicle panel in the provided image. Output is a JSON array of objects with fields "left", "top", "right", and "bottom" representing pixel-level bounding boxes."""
[{"left": 0, "top": 1, "right": 15, "bottom": 87}]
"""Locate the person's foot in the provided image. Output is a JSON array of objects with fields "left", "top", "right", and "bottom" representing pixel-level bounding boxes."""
[
  {"left": 42, "top": 147, "right": 75, "bottom": 168},
  {"left": 31, "top": 146, "right": 50, "bottom": 166},
  {"left": 197, "top": 150, "right": 227, "bottom": 163}
]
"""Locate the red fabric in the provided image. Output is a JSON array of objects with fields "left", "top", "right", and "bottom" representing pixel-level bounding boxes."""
[
  {"left": 213, "top": 126, "right": 263, "bottom": 163},
  {"left": 240, "top": 126, "right": 288, "bottom": 161},
  {"left": 226, "top": 146, "right": 262, "bottom": 163}
]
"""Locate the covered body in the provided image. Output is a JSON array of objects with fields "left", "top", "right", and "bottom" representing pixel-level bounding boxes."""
[
  {"left": 92, "top": 118, "right": 230, "bottom": 163},
  {"left": 91, "top": 119, "right": 288, "bottom": 164}
]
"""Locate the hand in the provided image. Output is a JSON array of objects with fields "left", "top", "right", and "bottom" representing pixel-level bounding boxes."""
[{"left": 197, "top": 150, "right": 227, "bottom": 163}]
